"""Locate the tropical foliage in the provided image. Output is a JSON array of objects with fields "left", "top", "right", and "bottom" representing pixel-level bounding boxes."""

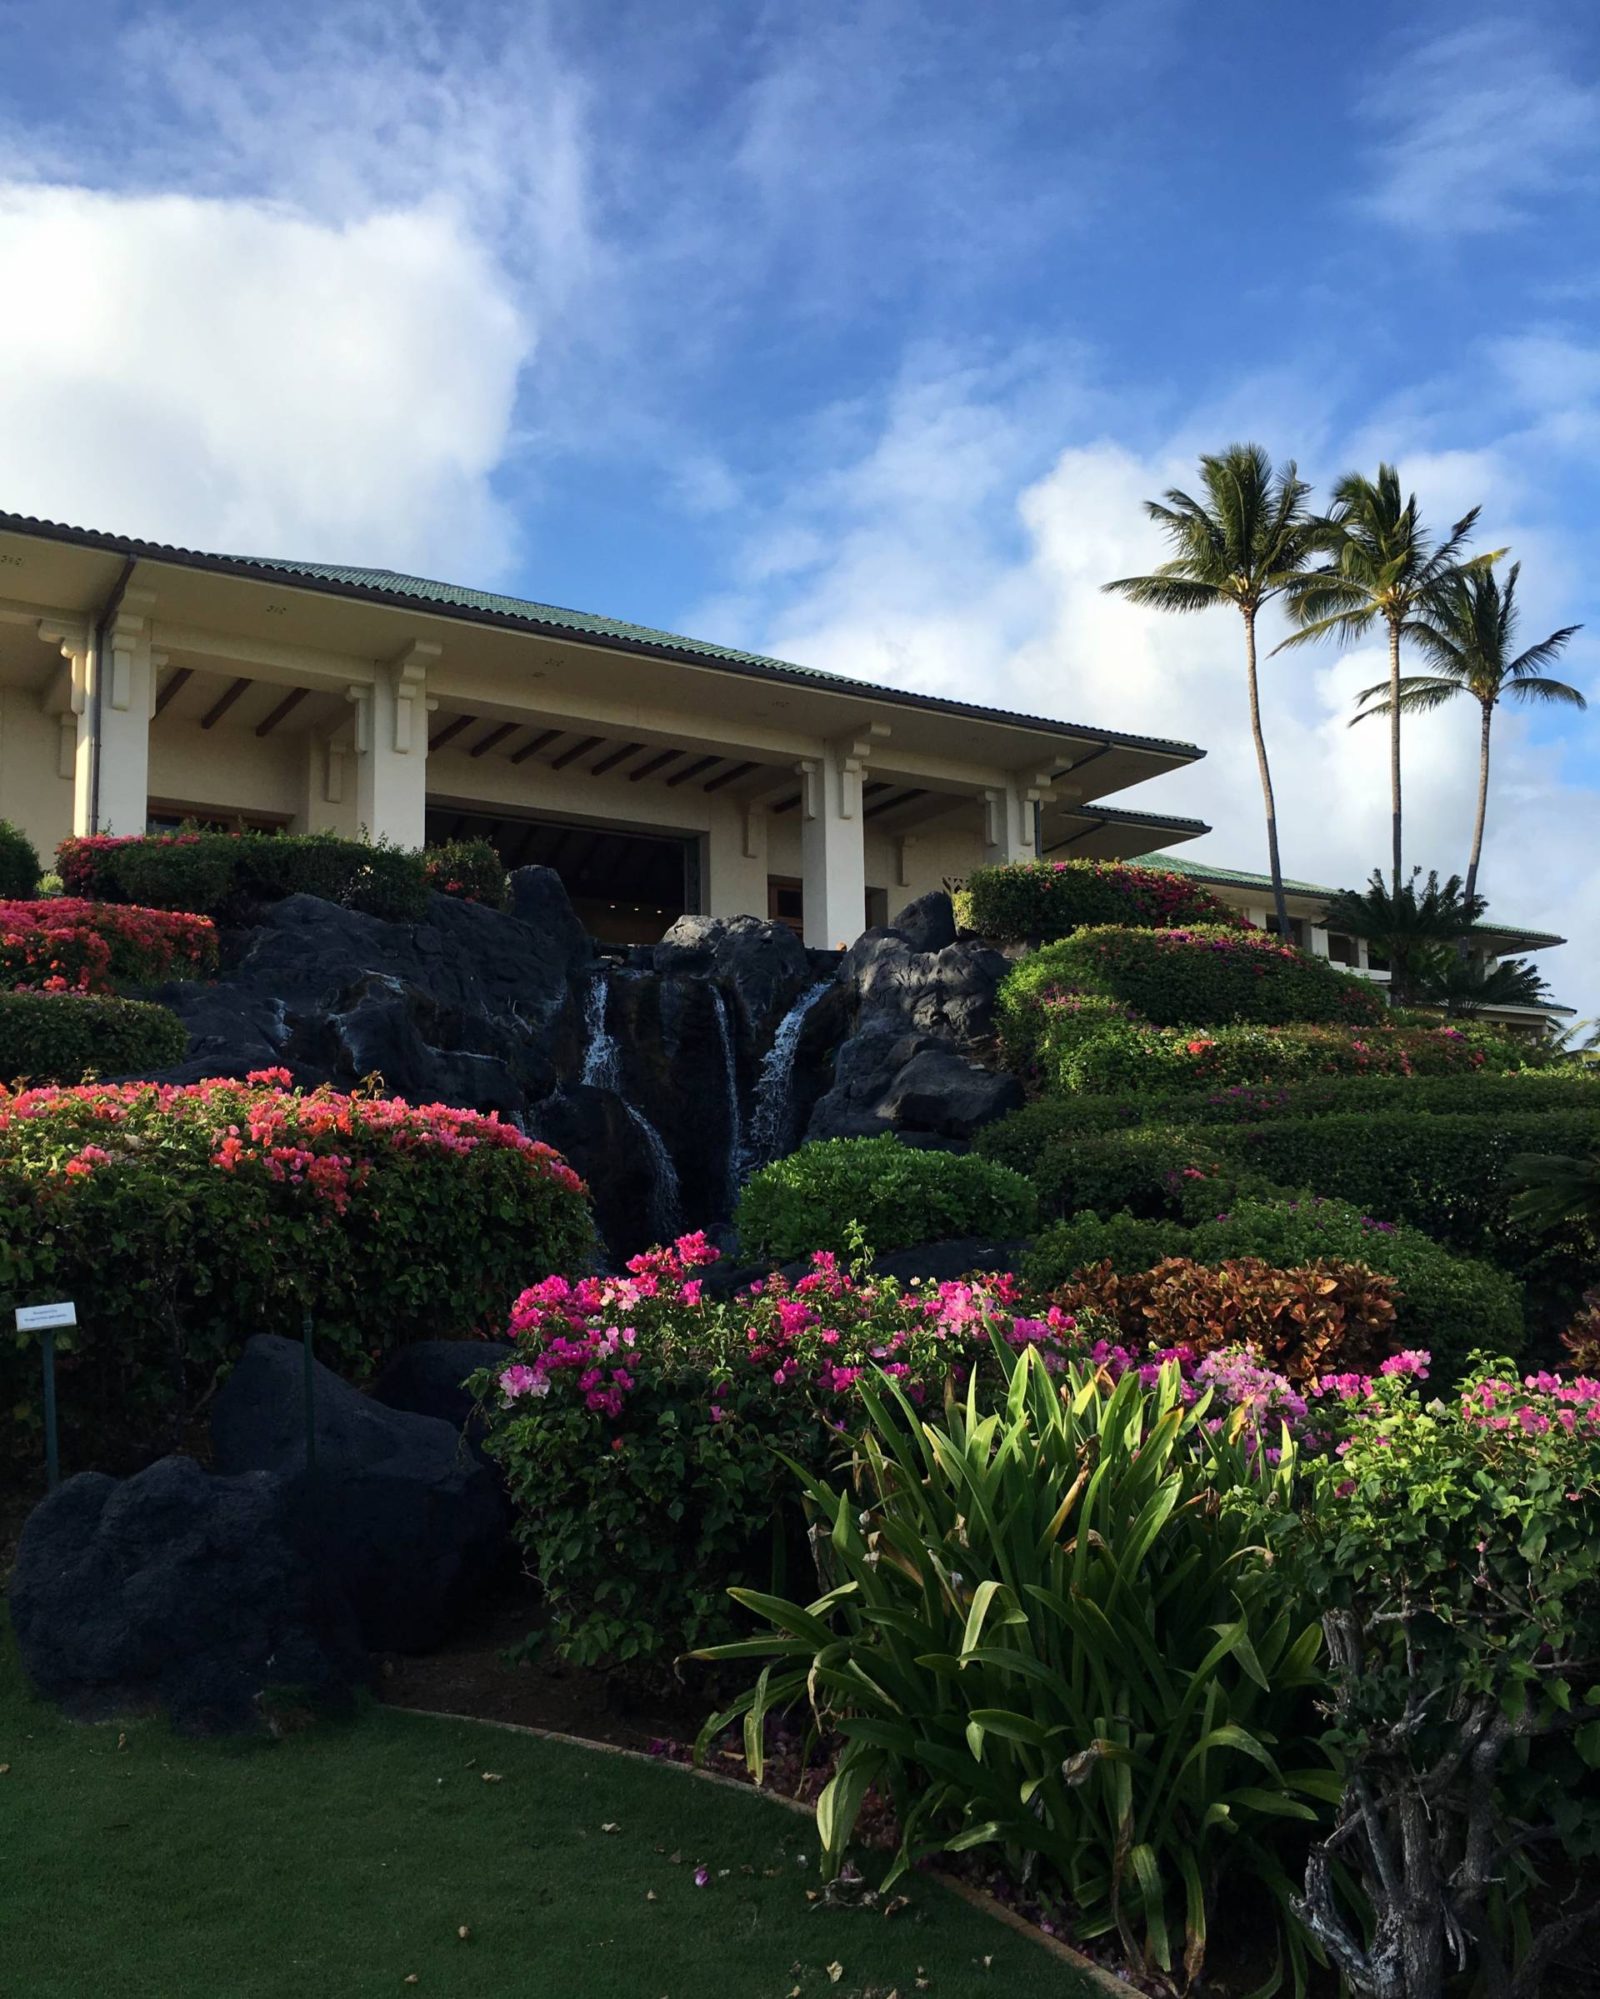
[
  {"left": 953, "top": 857, "right": 1243, "bottom": 943},
  {"left": 1318, "top": 869, "right": 1484, "bottom": 1005},
  {"left": 0, "top": 990, "right": 188, "bottom": 1086},
  {"left": 0, "top": 819, "right": 41, "bottom": 900}
]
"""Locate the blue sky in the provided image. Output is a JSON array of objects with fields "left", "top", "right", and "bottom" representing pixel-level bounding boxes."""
[{"left": 1, "top": 0, "right": 1597, "bottom": 1006}]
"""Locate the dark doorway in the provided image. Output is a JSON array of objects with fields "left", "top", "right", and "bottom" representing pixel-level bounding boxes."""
[{"left": 426, "top": 806, "right": 699, "bottom": 944}]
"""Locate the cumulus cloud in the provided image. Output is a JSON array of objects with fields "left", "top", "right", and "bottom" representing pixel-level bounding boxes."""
[{"left": 1358, "top": 19, "right": 1600, "bottom": 235}]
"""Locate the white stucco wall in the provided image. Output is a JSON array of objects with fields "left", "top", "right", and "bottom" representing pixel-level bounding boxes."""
[{"left": 0, "top": 686, "right": 73, "bottom": 868}]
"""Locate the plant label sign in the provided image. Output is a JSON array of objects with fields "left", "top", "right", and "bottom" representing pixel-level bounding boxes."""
[{"left": 16, "top": 1302, "right": 76, "bottom": 1333}]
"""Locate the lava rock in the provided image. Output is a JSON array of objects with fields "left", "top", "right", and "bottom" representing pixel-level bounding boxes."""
[
  {"left": 9, "top": 1455, "right": 367, "bottom": 1735},
  {"left": 371, "top": 1340, "right": 515, "bottom": 1459},
  {"left": 875, "top": 1045, "right": 1023, "bottom": 1140},
  {"left": 529, "top": 1082, "right": 676, "bottom": 1261},
  {"left": 839, "top": 929, "right": 1012, "bottom": 1045},
  {"left": 652, "top": 913, "right": 814, "bottom": 1046},
  {"left": 212, "top": 1335, "right": 508, "bottom": 1654},
  {"left": 888, "top": 890, "right": 958, "bottom": 955}
]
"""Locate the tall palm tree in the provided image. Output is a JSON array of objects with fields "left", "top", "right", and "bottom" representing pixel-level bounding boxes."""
[
  {"left": 1278, "top": 464, "right": 1500, "bottom": 892},
  {"left": 1350, "top": 563, "right": 1585, "bottom": 907},
  {"left": 1104, "top": 444, "right": 1321, "bottom": 941}
]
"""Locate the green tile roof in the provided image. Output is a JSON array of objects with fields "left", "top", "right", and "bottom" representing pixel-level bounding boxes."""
[
  {"left": 0, "top": 512, "right": 1205, "bottom": 760},
  {"left": 1132, "top": 851, "right": 1567, "bottom": 951}
]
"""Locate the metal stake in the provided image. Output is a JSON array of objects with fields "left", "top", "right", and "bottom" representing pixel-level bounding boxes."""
[
  {"left": 302, "top": 1306, "right": 316, "bottom": 1478},
  {"left": 42, "top": 1326, "right": 60, "bottom": 1493}
]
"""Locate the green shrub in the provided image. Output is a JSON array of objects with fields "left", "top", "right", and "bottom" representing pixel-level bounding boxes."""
[
  {"left": 1028, "top": 1126, "right": 1235, "bottom": 1223},
  {"left": 734, "top": 1134, "right": 1037, "bottom": 1262},
  {"left": 55, "top": 830, "right": 499, "bottom": 924},
  {"left": 698, "top": 1350, "right": 1330, "bottom": 1988},
  {"left": 0, "top": 820, "right": 41, "bottom": 900},
  {"left": 1188, "top": 1198, "right": 1523, "bottom": 1380},
  {"left": 475, "top": 1242, "right": 1100, "bottom": 1666},
  {"left": 0, "top": 1075, "right": 594, "bottom": 1464},
  {"left": 0, "top": 992, "right": 188, "bottom": 1085},
  {"left": 953, "top": 857, "right": 1246, "bottom": 942},
  {"left": 1023, "top": 1208, "right": 1189, "bottom": 1280},
  {"left": 1009, "top": 924, "right": 1389, "bottom": 1030}
]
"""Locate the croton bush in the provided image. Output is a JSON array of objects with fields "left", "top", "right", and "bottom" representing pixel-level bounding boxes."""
[
  {"left": 1001, "top": 923, "right": 1389, "bottom": 1037},
  {"left": 0, "top": 1073, "right": 592, "bottom": 1462},
  {"left": 0, "top": 897, "right": 217, "bottom": 992},
  {"left": 953, "top": 857, "right": 1247, "bottom": 942},
  {"left": 56, "top": 829, "right": 504, "bottom": 924},
  {"left": 0, "top": 991, "right": 188, "bottom": 1086}
]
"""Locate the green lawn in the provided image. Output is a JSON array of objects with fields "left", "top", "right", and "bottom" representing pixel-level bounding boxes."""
[{"left": 1, "top": 1627, "right": 1092, "bottom": 1999}]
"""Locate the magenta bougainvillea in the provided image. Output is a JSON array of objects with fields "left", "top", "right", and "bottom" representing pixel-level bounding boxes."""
[{"left": 0, "top": 897, "right": 217, "bottom": 992}]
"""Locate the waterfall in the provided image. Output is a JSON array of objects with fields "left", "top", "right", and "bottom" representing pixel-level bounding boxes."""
[
  {"left": 746, "top": 981, "right": 831, "bottom": 1172},
  {"left": 710, "top": 987, "right": 744, "bottom": 1204},
  {"left": 579, "top": 965, "right": 681, "bottom": 1240}
]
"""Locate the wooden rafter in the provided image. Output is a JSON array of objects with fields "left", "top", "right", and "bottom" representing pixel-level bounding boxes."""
[
  {"left": 470, "top": 722, "right": 518, "bottom": 759},
  {"left": 152, "top": 666, "right": 193, "bottom": 719},
  {"left": 511, "top": 728, "right": 561, "bottom": 765},
  {"left": 551, "top": 734, "right": 603, "bottom": 771},
  {"left": 200, "top": 676, "right": 251, "bottom": 731},
  {"left": 666, "top": 755, "right": 719, "bottom": 788},
  {"left": 628, "top": 749, "right": 681, "bottom": 783},
  {"left": 864, "top": 788, "right": 927, "bottom": 820},
  {"left": 589, "top": 741, "right": 643, "bottom": 777},
  {"left": 255, "top": 686, "right": 310, "bottom": 738},
  {"left": 429, "top": 714, "right": 475, "bottom": 752},
  {"left": 703, "top": 760, "right": 757, "bottom": 793}
]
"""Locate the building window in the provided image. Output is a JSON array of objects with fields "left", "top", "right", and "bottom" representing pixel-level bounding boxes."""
[
  {"left": 146, "top": 801, "right": 290, "bottom": 835},
  {"left": 768, "top": 876, "right": 804, "bottom": 934},
  {"left": 1326, "top": 931, "right": 1358, "bottom": 966},
  {"left": 1286, "top": 916, "right": 1310, "bottom": 951}
]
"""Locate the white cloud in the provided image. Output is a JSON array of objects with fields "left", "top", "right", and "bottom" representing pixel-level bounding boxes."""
[
  {"left": 705, "top": 365, "right": 1600, "bottom": 1017},
  {"left": 0, "top": 185, "right": 529, "bottom": 571},
  {"left": 1359, "top": 20, "right": 1600, "bottom": 235}
]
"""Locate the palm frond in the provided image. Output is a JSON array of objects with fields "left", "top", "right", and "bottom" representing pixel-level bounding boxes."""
[{"left": 1102, "top": 573, "right": 1224, "bottom": 612}]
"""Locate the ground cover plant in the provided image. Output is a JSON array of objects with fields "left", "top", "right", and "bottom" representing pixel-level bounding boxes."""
[
  {"left": 954, "top": 856, "right": 1245, "bottom": 941},
  {"left": 0, "top": 1072, "right": 591, "bottom": 1463},
  {"left": 0, "top": 1624, "right": 1080, "bottom": 1999},
  {"left": 0, "top": 990, "right": 188, "bottom": 1086},
  {"left": 1003, "top": 923, "right": 1389, "bottom": 1033},
  {"left": 56, "top": 829, "right": 504, "bottom": 923},
  {"left": 735, "top": 1133, "right": 1037, "bottom": 1264},
  {"left": 0, "top": 896, "right": 217, "bottom": 991}
]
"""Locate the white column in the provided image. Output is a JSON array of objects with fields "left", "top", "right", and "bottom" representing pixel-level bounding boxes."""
[
  {"left": 42, "top": 592, "right": 156, "bottom": 837},
  {"left": 348, "top": 642, "right": 437, "bottom": 848},
  {"left": 983, "top": 769, "right": 1054, "bottom": 866},
  {"left": 798, "top": 732, "right": 883, "bottom": 949}
]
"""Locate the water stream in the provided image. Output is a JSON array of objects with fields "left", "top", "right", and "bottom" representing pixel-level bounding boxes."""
[
  {"left": 745, "top": 980, "right": 831, "bottom": 1172},
  {"left": 709, "top": 987, "right": 744, "bottom": 1208},
  {"left": 579, "top": 966, "right": 682, "bottom": 1239}
]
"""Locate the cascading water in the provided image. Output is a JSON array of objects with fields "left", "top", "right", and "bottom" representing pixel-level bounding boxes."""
[
  {"left": 709, "top": 987, "right": 744, "bottom": 1207},
  {"left": 579, "top": 966, "right": 682, "bottom": 1240},
  {"left": 745, "top": 980, "right": 831, "bottom": 1172}
]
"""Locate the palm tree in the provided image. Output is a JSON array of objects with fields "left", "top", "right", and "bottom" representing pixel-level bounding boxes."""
[
  {"left": 1104, "top": 444, "right": 1321, "bottom": 941},
  {"left": 1278, "top": 465, "right": 1500, "bottom": 892},
  {"left": 1319, "top": 868, "right": 1485, "bottom": 1005},
  {"left": 1350, "top": 563, "right": 1585, "bottom": 907},
  {"left": 1413, "top": 947, "right": 1551, "bottom": 1018}
]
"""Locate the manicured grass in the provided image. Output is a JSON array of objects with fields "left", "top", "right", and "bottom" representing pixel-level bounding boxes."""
[{"left": 0, "top": 1626, "right": 1091, "bottom": 1999}]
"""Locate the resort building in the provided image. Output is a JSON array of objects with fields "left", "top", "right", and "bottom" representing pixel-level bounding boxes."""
[
  {"left": 1133, "top": 851, "right": 1573, "bottom": 1036},
  {"left": 0, "top": 511, "right": 1208, "bottom": 947}
]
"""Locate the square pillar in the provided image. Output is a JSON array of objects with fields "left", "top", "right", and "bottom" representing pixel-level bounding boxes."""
[
  {"left": 983, "top": 769, "right": 1054, "bottom": 866},
  {"left": 44, "top": 594, "right": 155, "bottom": 837},
  {"left": 348, "top": 643, "right": 437, "bottom": 849},
  {"left": 798, "top": 733, "right": 882, "bottom": 949}
]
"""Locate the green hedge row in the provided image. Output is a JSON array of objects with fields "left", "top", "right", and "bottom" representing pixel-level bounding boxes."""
[
  {"left": 0, "top": 819, "right": 41, "bottom": 899},
  {"left": 57, "top": 831, "right": 506, "bottom": 924},
  {"left": 0, "top": 991, "right": 188, "bottom": 1085},
  {"left": 953, "top": 858, "right": 1244, "bottom": 942},
  {"left": 734, "top": 1134, "right": 1038, "bottom": 1262},
  {"left": 1024, "top": 1197, "right": 1521, "bottom": 1391},
  {"left": 1001, "top": 923, "right": 1389, "bottom": 1033}
]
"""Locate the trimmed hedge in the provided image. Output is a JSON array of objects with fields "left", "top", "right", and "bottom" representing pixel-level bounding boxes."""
[
  {"left": 734, "top": 1134, "right": 1037, "bottom": 1263},
  {"left": 0, "top": 1075, "right": 594, "bottom": 1462},
  {"left": 1000, "top": 924, "right": 1389, "bottom": 1033},
  {"left": 1027, "top": 1196, "right": 1525, "bottom": 1382},
  {"left": 0, "top": 898, "right": 218, "bottom": 992},
  {"left": 56, "top": 831, "right": 506, "bottom": 924},
  {"left": 954, "top": 858, "right": 1246, "bottom": 942},
  {"left": 0, "top": 991, "right": 188, "bottom": 1084},
  {"left": 0, "top": 820, "right": 40, "bottom": 900}
]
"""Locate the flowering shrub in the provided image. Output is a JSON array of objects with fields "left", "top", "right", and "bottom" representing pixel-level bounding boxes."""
[
  {"left": 953, "top": 858, "right": 1248, "bottom": 942},
  {"left": 1293, "top": 1360, "right": 1600, "bottom": 1996},
  {"left": 0, "top": 898, "right": 217, "bottom": 993},
  {"left": 1001, "top": 923, "right": 1389, "bottom": 1039},
  {"left": 419, "top": 838, "right": 506, "bottom": 906},
  {"left": 473, "top": 1234, "right": 1101, "bottom": 1667},
  {"left": 56, "top": 830, "right": 499, "bottom": 923},
  {"left": 1, "top": 1075, "right": 592, "bottom": 1460},
  {"left": 734, "top": 1134, "right": 1037, "bottom": 1263},
  {"left": 0, "top": 819, "right": 41, "bottom": 900},
  {"left": 1048, "top": 1254, "right": 1402, "bottom": 1381},
  {"left": 0, "top": 991, "right": 187, "bottom": 1085}
]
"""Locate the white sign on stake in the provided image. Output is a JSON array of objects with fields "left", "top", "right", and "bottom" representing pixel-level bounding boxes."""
[{"left": 16, "top": 1302, "right": 77, "bottom": 1333}]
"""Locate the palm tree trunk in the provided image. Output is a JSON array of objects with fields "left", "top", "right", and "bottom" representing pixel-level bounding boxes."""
[
  {"left": 1463, "top": 699, "right": 1492, "bottom": 910},
  {"left": 1387, "top": 614, "right": 1403, "bottom": 895},
  {"left": 1242, "top": 610, "right": 1292, "bottom": 941}
]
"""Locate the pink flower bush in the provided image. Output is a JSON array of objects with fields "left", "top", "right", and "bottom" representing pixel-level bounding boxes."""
[{"left": 0, "top": 897, "right": 217, "bottom": 993}]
